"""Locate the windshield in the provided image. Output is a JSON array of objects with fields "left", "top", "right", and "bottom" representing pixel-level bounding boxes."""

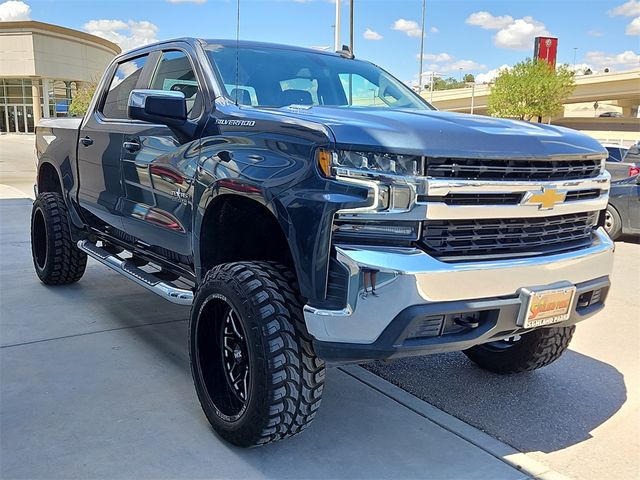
[{"left": 205, "top": 44, "right": 433, "bottom": 110}]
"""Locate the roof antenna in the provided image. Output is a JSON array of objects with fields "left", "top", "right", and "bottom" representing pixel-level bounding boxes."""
[{"left": 235, "top": 0, "right": 240, "bottom": 106}]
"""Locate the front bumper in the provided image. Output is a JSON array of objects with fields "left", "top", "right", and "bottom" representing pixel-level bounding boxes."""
[{"left": 304, "top": 228, "right": 614, "bottom": 363}]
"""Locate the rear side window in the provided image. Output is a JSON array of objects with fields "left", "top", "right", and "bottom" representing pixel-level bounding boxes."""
[
  {"left": 150, "top": 50, "right": 202, "bottom": 119},
  {"left": 606, "top": 147, "right": 623, "bottom": 162},
  {"left": 101, "top": 55, "right": 149, "bottom": 119}
]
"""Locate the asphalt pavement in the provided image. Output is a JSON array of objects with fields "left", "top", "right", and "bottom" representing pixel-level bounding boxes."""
[{"left": 366, "top": 238, "right": 640, "bottom": 480}]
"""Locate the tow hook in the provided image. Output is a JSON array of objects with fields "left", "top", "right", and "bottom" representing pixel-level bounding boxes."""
[{"left": 454, "top": 316, "right": 480, "bottom": 329}]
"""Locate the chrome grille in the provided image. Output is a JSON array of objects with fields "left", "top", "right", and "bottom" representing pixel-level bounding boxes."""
[
  {"left": 421, "top": 189, "right": 602, "bottom": 206},
  {"left": 421, "top": 211, "right": 599, "bottom": 261},
  {"left": 426, "top": 157, "right": 602, "bottom": 181}
]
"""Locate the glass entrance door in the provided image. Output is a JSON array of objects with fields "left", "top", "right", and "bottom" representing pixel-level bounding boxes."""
[
  {"left": 16, "top": 106, "right": 26, "bottom": 132},
  {"left": 7, "top": 105, "right": 17, "bottom": 133},
  {"left": 1, "top": 105, "right": 33, "bottom": 133},
  {"left": 0, "top": 106, "right": 6, "bottom": 133}
]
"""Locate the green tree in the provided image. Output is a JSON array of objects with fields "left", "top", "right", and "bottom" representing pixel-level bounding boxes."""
[
  {"left": 68, "top": 81, "right": 97, "bottom": 117},
  {"left": 463, "top": 73, "right": 475, "bottom": 83},
  {"left": 432, "top": 76, "right": 466, "bottom": 91},
  {"left": 488, "top": 59, "right": 575, "bottom": 121}
]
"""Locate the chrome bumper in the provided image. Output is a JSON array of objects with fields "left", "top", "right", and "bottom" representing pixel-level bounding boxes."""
[{"left": 303, "top": 228, "right": 614, "bottom": 344}]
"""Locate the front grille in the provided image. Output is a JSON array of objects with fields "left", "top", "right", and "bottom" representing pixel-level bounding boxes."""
[
  {"left": 420, "top": 189, "right": 602, "bottom": 206},
  {"left": 426, "top": 157, "right": 601, "bottom": 181},
  {"left": 421, "top": 211, "right": 599, "bottom": 261}
]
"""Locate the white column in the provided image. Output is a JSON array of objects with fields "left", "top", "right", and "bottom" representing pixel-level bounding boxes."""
[
  {"left": 31, "top": 80, "right": 42, "bottom": 126},
  {"left": 42, "top": 78, "right": 51, "bottom": 118}
]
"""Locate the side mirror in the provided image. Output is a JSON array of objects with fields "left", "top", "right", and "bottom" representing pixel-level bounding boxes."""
[{"left": 128, "top": 89, "right": 187, "bottom": 126}]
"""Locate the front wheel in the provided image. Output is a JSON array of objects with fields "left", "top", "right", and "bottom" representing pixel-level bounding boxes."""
[
  {"left": 604, "top": 205, "right": 622, "bottom": 240},
  {"left": 463, "top": 326, "right": 575, "bottom": 374},
  {"left": 189, "top": 261, "right": 325, "bottom": 447}
]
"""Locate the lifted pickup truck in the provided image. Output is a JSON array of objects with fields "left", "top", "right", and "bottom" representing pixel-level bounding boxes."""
[{"left": 32, "top": 38, "right": 614, "bottom": 447}]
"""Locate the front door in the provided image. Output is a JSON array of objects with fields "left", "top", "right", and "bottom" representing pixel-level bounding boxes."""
[
  {"left": 120, "top": 49, "right": 205, "bottom": 259},
  {"left": 76, "top": 54, "right": 151, "bottom": 231}
]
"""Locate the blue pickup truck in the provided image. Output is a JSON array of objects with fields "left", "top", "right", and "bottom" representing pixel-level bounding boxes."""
[{"left": 32, "top": 38, "right": 614, "bottom": 447}]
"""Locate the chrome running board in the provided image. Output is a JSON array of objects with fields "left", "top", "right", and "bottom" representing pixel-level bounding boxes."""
[{"left": 77, "top": 240, "right": 193, "bottom": 306}]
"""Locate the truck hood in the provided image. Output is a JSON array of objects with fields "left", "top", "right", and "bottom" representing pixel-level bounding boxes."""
[{"left": 266, "top": 106, "right": 606, "bottom": 160}]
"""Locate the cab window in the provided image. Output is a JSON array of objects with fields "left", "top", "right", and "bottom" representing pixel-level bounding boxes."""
[
  {"left": 150, "top": 50, "right": 203, "bottom": 119},
  {"left": 102, "top": 55, "right": 149, "bottom": 119}
]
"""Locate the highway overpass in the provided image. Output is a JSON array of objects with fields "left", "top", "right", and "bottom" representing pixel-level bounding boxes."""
[
  {"left": 422, "top": 69, "right": 640, "bottom": 145},
  {"left": 423, "top": 69, "right": 640, "bottom": 117}
]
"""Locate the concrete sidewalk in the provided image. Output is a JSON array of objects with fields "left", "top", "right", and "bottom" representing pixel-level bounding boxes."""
[{"left": 0, "top": 198, "right": 541, "bottom": 479}]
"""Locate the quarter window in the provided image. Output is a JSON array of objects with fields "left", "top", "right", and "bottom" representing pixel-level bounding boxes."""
[
  {"left": 101, "top": 55, "right": 149, "bottom": 119},
  {"left": 150, "top": 51, "right": 202, "bottom": 118}
]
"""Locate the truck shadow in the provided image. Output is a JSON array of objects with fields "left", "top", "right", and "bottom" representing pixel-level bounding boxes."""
[{"left": 365, "top": 349, "right": 626, "bottom": 454}]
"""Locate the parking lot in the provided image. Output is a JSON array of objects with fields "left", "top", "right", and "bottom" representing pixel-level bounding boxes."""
[{"left": 1, "top": 134, "right": 638, "bottom": 479}]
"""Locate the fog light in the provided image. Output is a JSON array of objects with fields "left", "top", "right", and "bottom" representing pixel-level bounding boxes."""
[{"left": 333, "top": 220, "right": 420, "bottom": 242}]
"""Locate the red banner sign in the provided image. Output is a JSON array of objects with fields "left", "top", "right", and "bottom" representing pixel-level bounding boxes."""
[{"left": 534, "top": 36, "right": 558, "bottom": 68}]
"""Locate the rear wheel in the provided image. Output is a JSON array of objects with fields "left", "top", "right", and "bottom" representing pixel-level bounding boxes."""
[
  {"left": 31, "top": 192, "right": 87, "bottom": 285},
  {"left": 463, "top": 326, "right": 575, "bottom": 374},
  {"left": 189, "top": 261, "right": 325, "bottom": 447},
  {"left": 604, "top": 205, "right": 622, "bottom": 240}
]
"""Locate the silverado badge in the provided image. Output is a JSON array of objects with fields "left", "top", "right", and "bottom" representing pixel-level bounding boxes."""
[{"left": 521, "top": 186, "right": 567, "bottom": 210}]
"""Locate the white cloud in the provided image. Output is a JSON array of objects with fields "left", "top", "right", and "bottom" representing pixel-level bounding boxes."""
[
  {"left": 0, "top": 0, "right": 30, "bottom": 21},
  {"left": 465, "top": 11, "right": 513, "bottom": 29},
  {"left": 392, "top": 18, "right": 422, "bottom": 37},
  {"left": 494, "top": 16, "right": 550, "bottom": 50},
  {"left": 587, "top": 29, "right": 603, "bottom": 37},
  {"left": 83, "top": 19, "right": 159, "bottom": 52},
  {"left": 475, "top": 64, "right": 510, "bottom": 84},
  {"left": 430, "top": 26, "right": 438, "bottom": 33},
  {"left": 608, "top": 0, "right": 640, "bottom": 17},
  {"left": 363, "top": 28, "right": 383, "bottom": 40},
  {"left": 466, "top": 11, "right": 550, "bottom": 50},
  {"left": 417, "top": 52, "right": 453, "bottom": 62},
  {"left": 584, "top": 50, "right": 640, "bottom": 70},
  {"left": 608, "top": 1, "right": 640, "bottom": 34},
  {"left": 419, "top": 53, "right": 486, "bottom": 78},
  {"left": 626, "top": 16, "right": 640, "bottom": 34},
  {"left": 438, "top": 59, "right": 487, "bottom": 73},
  {"left": 167, "top": 0, "right": 206, "bottom": 3}
]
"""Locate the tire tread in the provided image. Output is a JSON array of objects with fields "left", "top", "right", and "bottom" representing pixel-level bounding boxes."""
[
  {"left": 31, "top": 192, "right": 87, "bottom": 285},
  {"left": 193, "top": 261, "right": 324, "bottom": 447}
]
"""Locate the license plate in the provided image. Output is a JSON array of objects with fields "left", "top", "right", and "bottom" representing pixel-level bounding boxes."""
[{"left": 518, "top": 286, "right": 576, "bottom": 328}]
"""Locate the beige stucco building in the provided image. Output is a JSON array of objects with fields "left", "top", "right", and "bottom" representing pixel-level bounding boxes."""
[{"left": 0, "top": 20, "right": 120, "bottom": 134}]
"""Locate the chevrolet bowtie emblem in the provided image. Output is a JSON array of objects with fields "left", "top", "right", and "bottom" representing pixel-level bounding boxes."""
[{"left": 522, "top": 187, "right": 567, "bottom": 210}]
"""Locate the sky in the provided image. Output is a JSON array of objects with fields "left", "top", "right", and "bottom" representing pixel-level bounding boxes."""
[{"left": 1, "top": 0, "right": 638, "bottom": 85}]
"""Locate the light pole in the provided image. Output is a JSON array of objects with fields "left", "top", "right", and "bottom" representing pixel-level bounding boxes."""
[
  {"left": 466, "top": 81, "right": 476, "bottom": 114},
  {"left": 429, "top": 71, "right": 442, "bottom": 103},
  {"left": 417, "top": 0, "right": 426, "bottom": 92},
  {"left": 458, "top": 67, "right": 463, "bottom": 82},
  {"left": 573, "top": 47, "right": 578, "bottom": 71},
  {"left": 349, "top": 0, "right": 354, "bottom": 54},
  {"left": 334, "top": 0, "right": 341, "bottom": 51}
]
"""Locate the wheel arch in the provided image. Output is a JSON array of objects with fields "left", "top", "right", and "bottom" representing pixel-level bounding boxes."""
[
  {"left": 195, "top": 193, "right": 302, "bottom": 296},
  {"left": 37, "top": 161, "right": 63, "bottom": 195}
]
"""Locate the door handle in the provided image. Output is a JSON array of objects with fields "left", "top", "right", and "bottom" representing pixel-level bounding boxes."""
[
  {"left": 79, "top": 136, "right": 93, "bottom": 147},
  {"left": 123, "top": 141, "right": 141, "bottom": 152}
]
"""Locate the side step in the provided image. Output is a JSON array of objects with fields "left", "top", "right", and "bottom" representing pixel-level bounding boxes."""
[{"left": 77, "top": 240, "right": 194, "bottom": 306}]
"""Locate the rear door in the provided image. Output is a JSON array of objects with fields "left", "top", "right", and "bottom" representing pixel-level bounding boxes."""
[
  {"left": 605, "top": 147, "right": 630, "bottom": 182},
  {"left": 77, "top": 53, "right": 153, "bottom": 231},
  {"left": 119, "top": 48, "right": 207, "bottom": 259}
]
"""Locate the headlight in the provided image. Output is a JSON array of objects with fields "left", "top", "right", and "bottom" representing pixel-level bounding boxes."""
[{"left": 317, "top": 149, "right": 422, "bottom": 178}]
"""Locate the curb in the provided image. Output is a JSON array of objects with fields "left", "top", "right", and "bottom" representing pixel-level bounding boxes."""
[{"left": 340, "top": 365, "right": 571, "bottom": 480}]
